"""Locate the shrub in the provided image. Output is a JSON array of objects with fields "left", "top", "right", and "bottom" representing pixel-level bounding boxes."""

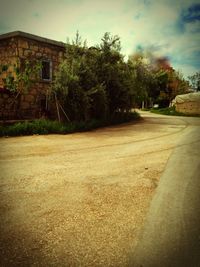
[
  {"left": 0, "top": 111, "right": 140, "bottom": 137},
  {"left": 150, "top": 106, "right": 200, "bottom": 117},
  {"left": 109, "top": 110, "right": 140, "bottom": 124},
  {"left": 0, "top": 119, "right": 66, "bottom": 137}
]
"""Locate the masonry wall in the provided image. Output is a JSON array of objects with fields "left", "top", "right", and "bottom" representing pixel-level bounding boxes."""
[
  {"left": 0, "top": 36, "right": 65, "bottom": 120},
  {"left": 0, "top": 37, "right": 18, "bottom": 119},
  {"left": 175, "top": 101, "right": 200, "bottom": 115}
]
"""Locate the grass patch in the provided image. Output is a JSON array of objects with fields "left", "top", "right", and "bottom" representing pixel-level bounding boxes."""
[
  {"left": 0, "top": 111, "right": 140, "bottom": 137},
  {"left": 0, "top": 119, "right": 67, "bottom": 137},
  {"left": 109, "top": 110, "right": 140, "bottom": 125},
  {"left": 150, "top": 106, "right": 200, "bottom": 117},
  {"left": 141, "top": 108, "right": 150, "bottom": 111}
]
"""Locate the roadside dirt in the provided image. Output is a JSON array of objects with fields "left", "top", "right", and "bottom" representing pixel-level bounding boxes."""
[{"left": 0, "top": 112, "right": 191, "bottom": 266}]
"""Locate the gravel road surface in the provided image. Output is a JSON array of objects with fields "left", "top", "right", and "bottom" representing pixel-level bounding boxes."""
[
  {"left": 0, "top": 111, "right": 199, "bottom": 266},
  {"left": 132, "top": 114, "right": 200, "bottom": 267}
]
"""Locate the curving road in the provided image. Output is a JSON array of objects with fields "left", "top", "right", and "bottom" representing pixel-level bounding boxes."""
[
  {"left": 0, "top": 111, "right": 199, "bottom": 266},
  {"left": 131, "top": 112, "right": 200, "bottom": 267}
]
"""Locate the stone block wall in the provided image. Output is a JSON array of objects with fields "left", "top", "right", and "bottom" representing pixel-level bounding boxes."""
[
  {"left": 175, "top": 101, "right": 200, "bottom": 115},
  {"left": 0, "top": 38, "right": 18, "bottom": 88},
  {"left": 0, "top": 91, "right": 16, "bottom": 119},
  {"left": 0, "top": 35, "right": 65, "bottom": 120}
]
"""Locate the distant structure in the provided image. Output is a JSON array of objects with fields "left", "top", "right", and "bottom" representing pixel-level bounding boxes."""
[
  {"left": 173, "top": 92, "right": 200, "bottom": 115},
  {"left": 0, "top": 31, "right": 66, "bottom": 120}
]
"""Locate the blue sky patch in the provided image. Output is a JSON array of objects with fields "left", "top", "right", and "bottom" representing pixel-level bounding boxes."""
[
  {"left": 176, "top": 3, "right": 200, "bottom": 34},
  {"left": 0, "top": 0, "right": 199, "bottom": 77},
  {"left": 182, "top": 4, "right": 200, "bottom": 23}
]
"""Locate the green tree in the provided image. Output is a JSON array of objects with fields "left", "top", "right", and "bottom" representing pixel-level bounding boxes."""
[
  {"left": 188, "top": 71, "right": 200, "bottom": 91},
  {"left": 52, "top": 32, "right": 137, "bottom": 122},
  {"left": 52, "top": 33, "right": 108, "bottom": 121},
  {"left": 128, "top": 55, "right": 159, "bottom": 108},
  {"left": 97, "top": 32, "right": 135, "bottom": 114}
]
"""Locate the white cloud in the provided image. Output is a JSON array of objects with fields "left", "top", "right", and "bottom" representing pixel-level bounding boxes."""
[
  {"left": 185, "top": 20, "right": 200, "bottom": 33},
  {"left": 0, "top": 0, "right": 199, "bottom": 77}
]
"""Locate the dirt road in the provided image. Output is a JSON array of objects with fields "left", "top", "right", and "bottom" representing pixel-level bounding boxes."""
[
  {"left": 132, "top": 122, "right": 200, "bottom": 267},
  {"left": 0, "top": 112, "right": 199, "bottom": 266}
]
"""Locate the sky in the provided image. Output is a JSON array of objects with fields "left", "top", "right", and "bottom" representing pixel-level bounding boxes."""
[{"left": 0, "top": 0, "right": 200, "bottom": 78}]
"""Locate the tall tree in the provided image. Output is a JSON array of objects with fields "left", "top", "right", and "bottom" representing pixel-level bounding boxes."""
[
  {"left": 188, "top": 71, "right": 200, "bottom": 91},
  {"left": 52, "top": 32, "right": 137, "bottom": 122}
]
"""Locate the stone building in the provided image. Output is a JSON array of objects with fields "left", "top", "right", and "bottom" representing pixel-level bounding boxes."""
[
  {"left": 0, "top": 31, "right": 66, "bottom": 120},
  {"left": 173, "top": 92, "right": 200, "bottom": 115}
]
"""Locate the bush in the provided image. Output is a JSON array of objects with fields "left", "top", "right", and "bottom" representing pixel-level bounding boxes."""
[
  {"left": 150, "top": 106, "right": 185, "bottom": 116},
  {"left": 0, "top": 119, "right": 66, "bottom": 137},
  {"left": 0, "top": 111, "right": 140, "bottom": 137},
  {"left": 109, "top": 110, "right": 140, "bottom": 124},
  {"left": 150, "top": 106, "right": 200, "bottom": 117}
]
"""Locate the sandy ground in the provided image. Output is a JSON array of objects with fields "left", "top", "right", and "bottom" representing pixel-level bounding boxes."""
[
  {"left": 132, "top": 118, "right": 200, "bottom": 267},
  {"left": 0, "top": 111, "right": 197, "bottom": 267}
]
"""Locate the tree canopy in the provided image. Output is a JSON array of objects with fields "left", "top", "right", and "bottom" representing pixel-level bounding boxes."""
[
  {"left": 52, "top": 32, "right": 136, "bottom": 122},
  {"left": 188, "top": 71, "right": 200, "bottom": 91}
]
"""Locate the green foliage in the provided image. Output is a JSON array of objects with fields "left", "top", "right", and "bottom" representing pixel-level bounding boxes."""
[
  {"left": 128, "top": 52, "right": 190, "bottom": 108},
  {"left": 109, "top": 110, "right": 140, "bottom": 124},
  {"left": 52, "top": 32, "right": 136, "bottom": 122},
  {"left": 52, "top": 31, "right": 193, "bottom": 118},
  {"left": 0, "top": 64, "right": 8, "bottom": 73},
  {"left": 158, "top": 70, "right": 189, "bottom": 106},
  {"left": 0, "top": 111, "right": 140, "bottom": 137},
  {"left": 128, "top": 58, "right": 157, "bottom": 106},
  {"left": 0, "top": 59, "right": 41, "bottom": 93},
  {"left": 150, "top": 106, "right": 200, "bottom": 117},
  {"left": 0, "top": 119, "right": 66, "bottom": 136},
  {"left": 0, "top": 31, "right": 193, "bottom": 123},
  {"left": 188, "top": 71, "right": 200, "bottom": 91}
]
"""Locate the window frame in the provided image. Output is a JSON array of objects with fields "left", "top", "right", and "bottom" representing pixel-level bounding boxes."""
[{"left": 41, "top": 59, "right": 52, "bottom": 82}]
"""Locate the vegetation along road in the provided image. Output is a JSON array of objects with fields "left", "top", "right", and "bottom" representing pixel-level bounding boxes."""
[{"left": 0, "top": 111, "right": 200, "bottom": 266}]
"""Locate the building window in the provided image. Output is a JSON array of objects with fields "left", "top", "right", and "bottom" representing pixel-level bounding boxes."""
[{"left": 41, "top": 60, "right": 52, "bottom": 81}]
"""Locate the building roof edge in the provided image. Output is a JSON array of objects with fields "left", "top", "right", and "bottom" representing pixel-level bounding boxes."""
[{"left": 0, "top": 31, "right": 66, "bottom": 48}]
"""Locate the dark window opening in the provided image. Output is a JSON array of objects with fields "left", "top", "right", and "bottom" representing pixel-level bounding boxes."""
[{"left": 41, "top": 60, "right": 51, "bottom": 80}]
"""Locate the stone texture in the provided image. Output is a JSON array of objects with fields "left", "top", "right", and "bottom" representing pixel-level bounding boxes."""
[
  {"left": 18, "top": 39, "right": 29, "bottom": 49},
  {"left": 24, "top": 94, "right": 35, "bottom": 103},
  {"left": 24, "top": 49, "right": 32, "bottom": 57},
  {"left": 175, "top": 101, "right": 200, "bottom": 115},
  {"left": 30, "top": 45, "right": 38, "bottom": 52},
  {"left": 0, "top": 34, "right": 65, "bottom": 120}
]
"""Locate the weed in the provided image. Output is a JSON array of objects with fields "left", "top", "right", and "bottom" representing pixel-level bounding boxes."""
[
  {"left": 150, "top": 106, "right": 200, "bottom": 117},
  {"left": 0, "top": 111, "right": 140, "bottom": 137}
]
